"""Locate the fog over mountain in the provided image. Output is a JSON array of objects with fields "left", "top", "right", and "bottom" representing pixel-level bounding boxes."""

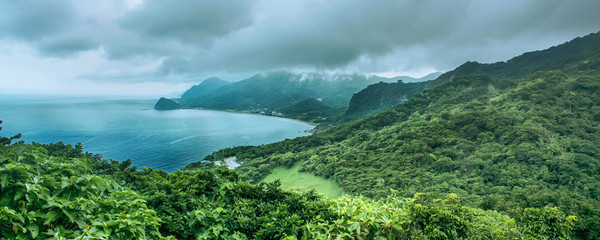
[{"left": 0, "top": 0, "right": 599, "bottom": 95}]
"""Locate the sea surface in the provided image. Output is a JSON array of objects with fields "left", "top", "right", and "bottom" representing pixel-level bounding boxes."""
[{"left": 0, "top": 95, "right": 312, "bottom": 172}]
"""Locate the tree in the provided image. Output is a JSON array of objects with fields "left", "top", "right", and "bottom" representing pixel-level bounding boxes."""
[{"left": 0, "top": 120, "right": 21, "bottom": 146}]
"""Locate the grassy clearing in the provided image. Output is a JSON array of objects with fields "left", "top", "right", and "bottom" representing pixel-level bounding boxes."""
[{"left": 261, "top": 164, "right": 343, "bottom": 198}]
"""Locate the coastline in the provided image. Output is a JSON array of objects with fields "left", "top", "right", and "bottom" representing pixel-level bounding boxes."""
[{"left": 179, "top": 107, "right": 319, "bottom": 129}]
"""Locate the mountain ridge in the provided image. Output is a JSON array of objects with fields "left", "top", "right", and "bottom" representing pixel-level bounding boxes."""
[
  {"left": 187, "top": 31, "right": 600, "bottom": 238},
  {"left": 339, "top": 31, "right": 600, "bottom": 123},
  {"left": 180, "top": 77, "right": 231, "bottom": 100}
]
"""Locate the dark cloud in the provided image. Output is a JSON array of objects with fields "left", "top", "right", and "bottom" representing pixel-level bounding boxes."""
[
  {"left": 1, "top": 0, "right": 599, "bottom": 83},
  {"left": 120, "top": 0, "right": 254, "bottom": 44},
  {"left": 168, "top": 0, "right": 600, "bottom": 75},
  {"left": 0, "top": 0, "right": 102, "bottom": 56},
  {"left": 36, "top": 33, "right": 100, "bottom": 57},
  {"left": 168, "top": 0, "right": 464, "bottom": 72},
  {"left": 0, "top": 0, "right": 75, "bottom": 40}
]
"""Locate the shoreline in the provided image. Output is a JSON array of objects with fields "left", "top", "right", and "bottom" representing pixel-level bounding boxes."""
[{"left": 179, "top": 107, "right": 319, "bottom": 129}]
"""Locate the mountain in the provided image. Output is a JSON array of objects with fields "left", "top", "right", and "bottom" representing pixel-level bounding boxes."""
[
  {"left": 173, "top": 72, "right": 397, "bottom": 117},
  {"left": 159, "top": 72, "right": 441, "bottom": 123},
  {"left": 340, "top": 80, "right": 431, "bottom": 122},
  {"left": 340, "top": 31, "right": 600, "bottom": 123},
  {"left": 153, "top": 97, "right": 182, "bottom": 110},
  {"left": 187, "top": 31, "right": 600, "bottom": 238},
  {"left": 435, "top": 31, "right": 600, "bottom": 82},
  {"left": 180, "top": 77, "right": 231, "bottom": 99}
]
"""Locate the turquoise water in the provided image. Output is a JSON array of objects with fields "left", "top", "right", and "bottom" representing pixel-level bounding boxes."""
[{"left": 0, "top": 96, "right": 312, "bottom": 172}]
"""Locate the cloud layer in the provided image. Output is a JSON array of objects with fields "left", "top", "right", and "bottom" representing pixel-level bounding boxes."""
[{"left": 1, "top": 0, "right": 599, "bottom": 94}]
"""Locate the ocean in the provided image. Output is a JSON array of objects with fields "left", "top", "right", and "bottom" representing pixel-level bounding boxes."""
[{"left": 0, "top": 95, "right": 312, "bottom": 172}]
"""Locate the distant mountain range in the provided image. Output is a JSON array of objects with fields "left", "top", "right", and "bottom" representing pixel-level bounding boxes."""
[
  {"left": 394, "top": 72, "right": 442, "bottom": 83},
  {"left": 157, "top": 31, "right": 600, "bottom": 127},
  {"left": 155, "top": 71, "right": 440, "bottom": 121}
]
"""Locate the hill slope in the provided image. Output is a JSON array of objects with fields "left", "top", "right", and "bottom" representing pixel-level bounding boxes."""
[
  {"left": 176, "top": 72, "right": 398, "bottom": 116},
  {"left": 1, "top": 132, "right": 577, "bottom": 239},
  {"left": 341, "top": 31, "right": 600, "bottom": 123},
  {"left": 154, "top": 97, "right": 182, "bottom": 110},
  {"left": 435, "top": 31, "right": 600, "bottom": 82},
  {"left": 180, "top": 77, "right": 231, "bottom": 100},
  {"left": 188, "top": 31, "right": 600, "bottom": 238},
  {"left": 160, "top": 72, "right": 440, "bottom": 123},
  {"left": 279, "top": 98, "right": 345, "bottom": 122},
  {"left": 340, "top": 80, "right": 430, "bottom": 122}
]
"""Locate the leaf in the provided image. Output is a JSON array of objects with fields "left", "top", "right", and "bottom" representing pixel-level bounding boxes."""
[
  {"left": 0, "top": 174, "right": 8, "bottom": 188},
  {"left": 0, "top": 194, "right": 12, "bottom": 206},
  {"left": 5, "top": 209, "right": 25, "bottom": 223},
  {"left": 28, "top": 223, "right": 39, "bottom": 238},
  {"left": 44, "top": 211, "right": 60, "bottom": 225},
  {"left": 13, "top": 191, "right": 25, "bottom": 201},
  {"left": 75, "top": 218, "right": 87, "bottom": 229},
  {"left": 62, "top": 208, "right": 75, "bottom": 222}
]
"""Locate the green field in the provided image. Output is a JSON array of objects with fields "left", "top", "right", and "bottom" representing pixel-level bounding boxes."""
[{"left": 261, "top": 164, "right": 343, "bottom": 198}]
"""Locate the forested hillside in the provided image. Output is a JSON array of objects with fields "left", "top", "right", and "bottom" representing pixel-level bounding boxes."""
[
  {"left": 189, "top": 31, "right": 600, "bottom": 238},
  {"left": 180, "top": 72, "right": 395, "bottom": 111},
  {"left": 158, "top": 70, "right": 440, "bottom": 124},
  {"left": 180, "top": 77, "right": 231, "bottom": 100},
  {"left": 279, "top": 98, "right": 345, "bottom": 122},
  {"left": 155, "top": 72, "right": 407, "bottom": 123},
  {"left": 340, "top": 31, "right": 600, "bottom": 123},
  {"left": 340, "top": 80, "right": 429, "bottom": 122},
  {"left": 0, "top": 133, "right": 577, "bottom": 239},
  {"left": 435, "top": 31, "right": 600, "bottom": 82}
]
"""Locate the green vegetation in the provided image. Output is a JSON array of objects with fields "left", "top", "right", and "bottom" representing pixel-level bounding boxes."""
[
  {"left": 197, "top": 71, "right": 599, "bottom": 239},
  {"left": 279, "top": 98, "right": 345, "bottom": 122},
  {"left": 341, "top": 31, "right": 600, "bottom": 123},
  {"left": 0, "top": 125, "right": 578, "bottom": 239},
  {"left": 159, "top": 72, "right": 403, "bottom": 123},
  {"left": 180, "top": 77, "right": 231, "bottom": 100},
  {"left": 261, "top": 164, "right": 343, "bottom": 198},
  {"left": 4, "top": 31, "right": 600, "bottom": 240},
  {"left": 190, "top": 31, "right": 600, "bottom": 239},
  {"left": 308, "top": 193, "right": 577, "bottom": 240},
  {"left": 181, "top": 72, "right": 385, "bottom": 110},
  {"left": 0, "top": 143, "right": 164, "bottom": 239},
  {"left": 0, "top": 120, "right": 21, "bottom": 146},
  {"left": 340, "top": 80, "right": 431, "bottom": 122}
]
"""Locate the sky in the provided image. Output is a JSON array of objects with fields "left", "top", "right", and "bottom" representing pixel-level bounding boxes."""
[{"left": 0, "top": 0, "right": 599, "bottom": 96}]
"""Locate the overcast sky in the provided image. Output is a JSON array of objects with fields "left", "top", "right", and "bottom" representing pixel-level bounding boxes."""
[{"left": 1, "top": 0, "right": 599, "bottom": 96}]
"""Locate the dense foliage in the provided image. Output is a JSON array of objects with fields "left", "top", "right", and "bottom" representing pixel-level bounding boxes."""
[
  {"left": 340, "top": 80, "right": 430, "bottom": 123},
  {"left": 305, "top": 193, "right": 576, "bottom": 240},
  {"left": 340, "top": 31, "right": 600, "bottom": 123},
  {"left": 0, "top": 143, "right": 165, "bottom": 239},
  {"left": 197, "top": 70, "right": 599, "bottom": 239},
  {"left": 190, "top": 32, "right": 600, "bottom": 239},
  {"left": 279, "top": 98, "right": 345, "bottom": 122},
  {"left": 0, "top": 131, "right": 578, "bottom": 239},
  {"left": 434, "top": 31, "right": 600, "bottom": 83}
]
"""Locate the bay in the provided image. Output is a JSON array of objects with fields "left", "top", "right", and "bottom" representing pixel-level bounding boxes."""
[{"left": 0, "top": 95, "right": 312, "bottom": 172}]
